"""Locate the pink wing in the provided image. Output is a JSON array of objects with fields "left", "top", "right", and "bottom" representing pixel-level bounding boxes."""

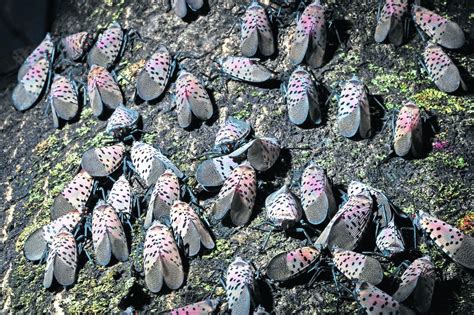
[
  {"left": 144, "top": 222, "right": 184, "bottom": 292},
  {"left": 266, "top": 246, "right": 321, "bottom": 281}
]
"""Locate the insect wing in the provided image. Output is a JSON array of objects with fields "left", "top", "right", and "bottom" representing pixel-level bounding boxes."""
[
  {"left": 266, "top": 246, "right": 320, "bottom": 281},
  {"left": 144, "top": 222, "right": 184, "bottom": 292},
  {"left": 136, "top": 46, "right": 172, "bottom": 101}
]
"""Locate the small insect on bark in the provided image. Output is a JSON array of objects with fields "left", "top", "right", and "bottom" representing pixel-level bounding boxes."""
[
  {"left": 355, "top": 281, "right": 414, "bottom": 315},
  {"left": 336, "top": 76, "right": 371, "bottom": 139},
  {"left": 213, "top": 116, "right": 251, "bottom": 154},
  {"left": 195, "top": 154, "right": 239, "bottom": 191},
  {"left": 17, "top": 33, "right": 54, "bottom": 81},
  {"left": 225, "top": 257, "right": 257, "bottom": 315},
  {"left": 62, "top": 31, "right": 95, "bottom": 61},
  {"left": 87, "top": 65, "right": 123, "bottom": 117},
  {"left": 51, "top": 170, "right": 93, "bottom": 220},
  {"left": 106, "top": 175, "right": 132, "bottom": 221},
  {"left": 422, "top": 43, "right": 463, "bottom": 93},
  {"left": 24, "top": 210, "right": 83, "bottom": 262},
  {"left": 131, "top": 141, "right": 184, "bottom": 187},
  {"left": 375, "top": 218, "right": 405, "bottom": 257},
  {"left": 289, "top": 1, "right": 326, "bottom": 68},
  {"left": 170, "top": 201, "right": 215, "bottom": 256},
  {"left": 92, "top": 201, "right": 129, "bottom": 266},
  {"left": 219, "top": 56, "right": 274, "bottom": 83},
  {"left": 106, "top": 105, "right": 140, "bottom": 140},
  {"left": 211, "top": 162, "right": 257, "bottom": 226},
  {"left": 331, "top": 247, "right": 384, "bottom": 285},
  {"left": 172, "top": 0, "right": 204, "bottom": 18},
  {"left": 229, "top": 137, "right": 281, "bottom": 172},
  {"left": 240, "top": 1, "right": 275, "bottom": 57},
  {"left": 286, "top": 66, "right": 321, "bottom": 126},
  {"left": 145, "top": 170, "right": 180, "bottom": 228},
  {"left": 394, "top": 102, "right": 423, "bottom": 158},
  {"left": 136, "top": 45, "right": 173, "bottom": 101},
  {"left": 315, "top": 188, "right": 373, "bottom": 251},
  {"left": 161, "top": 299, "right": 221, "bottom": 315},
  {"left": 412, "top": 5, "right": 465, "bottom": 49},
  {"left": 393, "top": 256, "right": 435, "bottom": 313},
  {"left": 13, "top": 33, "right": 55, "bottom": 111},
  {"left": 49, "top": 74, "right": 79, "bottom": 128},
  {"left": 414, "top": 210, "right": 474, "bottom": 269},
  {"left": 265, "top": 185, "right": 303, "bottom": 230},
  {"left": 144, "top": 221, "right": 184, "bottom": 293},
  {"left": 43, "top": 230, "right": 77, "bottom": 288},
  {"left": 87, "top": 22, "right": 124, "bottom": 68},
  {"left": 266, "top": 245, "right": 321, "bottom": 282},
  {"left": 175, "top": 70, "right": 213, "bottom": 129},
  {"left": 374, "top": 0, "right": 408, "bottom": 46},
  {"left": 300, "top": 163, "right": 336, "bottom": 225},
  {"left": 81, "top": 142, "right": 125, "bottom": 177},
  {"left": 348, "top": 180, "right": 393, "bottom": 229}
]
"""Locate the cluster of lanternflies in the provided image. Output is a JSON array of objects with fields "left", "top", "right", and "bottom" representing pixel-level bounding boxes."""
[{"left": 15, "top": 0, "right": 471, "bottom": 314}]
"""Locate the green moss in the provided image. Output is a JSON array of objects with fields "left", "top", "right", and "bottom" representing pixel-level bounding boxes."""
[
  {"left": 412, "top": 88, "right": 472, "bottom": 114},
  {"left": 202, "top": 239, "right": 233, "bottom": 260}
]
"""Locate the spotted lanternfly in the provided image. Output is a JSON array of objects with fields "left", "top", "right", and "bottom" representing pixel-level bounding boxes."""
[
  {"left": 331, "top": 247, "right": 383, "bottom": 285},
  {"left": 374, "top": 0, "right": 408, "bottom": 46},
  {"left": 393, "top": 256, "right": 435, "bottom": 313},
  {"left": 51, "top": 170, "right": 93, "bottom": 220},
  {"left": 394, "top": 102, "right": 423, "bottom": 157},
  {"left": 211, "top": 162, "right": 257, "bottom": 226},
  {"left": 265, "top": 185, "right": 303, "bottom": 230},
  {"left": 81, "top": 143, "right": 125, "bottom": 177},
  {"left": 286, "top": 66, "right": 321, "bottom": 125},
  {"left": 144, "top": 221, "right": 184, "bottom": 293},
  {"left": 175, "top": 70, "right": 213, "bottom": 128},
  {"left": 24, "top": 210, "right": 83, "bottom": 261},
  {"left": 300, "top": 163, "right": 336, "bottom": 225},
  {"left": 226, "top": 257, "right": 256, "bottom": 315},
  {"left": 145, "top": 170, "right": 180, "bottom": 228},
  {"left": 106, "top": 105, "right": 140, "bottom": 139},
  {"left": 289, "top": 1, "right": 326, "bottom": 68},
  {"left": 17, "top": 33, "right": 54, "bottom": 81},
  {"left": 266, "top": 245, "right": 321, "bottom": 281},
  {"left": 131, "top": 141, "right": 183, "bottom": 187},
  {"left": 172, "top": 0, "right": 204, "bottom": 19},
  {"left": 195, "top": 155, "right": 239, "bottom": 191},
  {"left": 315, "top": 189, "right": 373, "bottom": 250},
  {"left": 414, "top": 210, "right": 474, "bottom": 269},
  {"left": 107, "top": 175, "right": 132, "bottom": 219},
  {"left": 43, "top": 230, "right": 77, "bottom": 288},
  {"left": 170, "top": 201, "right": 215, "bottom": 256},
  {"left": 241, "top": 1, "right": 274, "bottom": 57},
  {"left": 337, "top": 77, "right": 371, "bottom": 139},
  {"left": 162, "top": 299, "right": 221, "bottom": 315},
  {"left": 348, "top": 181, "right": 393, "bottom": 229},
  {"left": 92, "top": 201, "right": 129, "bottom": 266},
  {"left": 422, "top": 43, "right": 463, "bottom": 93},
  {"left": 87, "top": 65, "right": 123, "bottom": 116},
  {"left": 87, "top": 22, "right": 124, "bottom": 68},
  {"left": 355, "top": 281, "right": 414, "bottom": 315},
  {"left": 376, "top": 218, "right": 405, "bottom": 257},
  {"left": 136, "top": 46, "right": 173, "bottom": 101},
  {"left": 49, "top": 74, "right": 79, "bottom": 128},
  {"left": 219, "top": 56, "right": 274, "bottom": 83},
  {"left": 12, "top": 57, "right": 51, "bottom": 111},
  {"left": 230, "top": 137, "right": 281, "bottom": 172},
  {"left": 62, "top": 31, "right": 95, "bottom": 61},
  {"left": 214, "top": 116, "right": 251, "bottom": 154},
  {"left": 412, "top": 5, "right": 465, "bottom": 49}
]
